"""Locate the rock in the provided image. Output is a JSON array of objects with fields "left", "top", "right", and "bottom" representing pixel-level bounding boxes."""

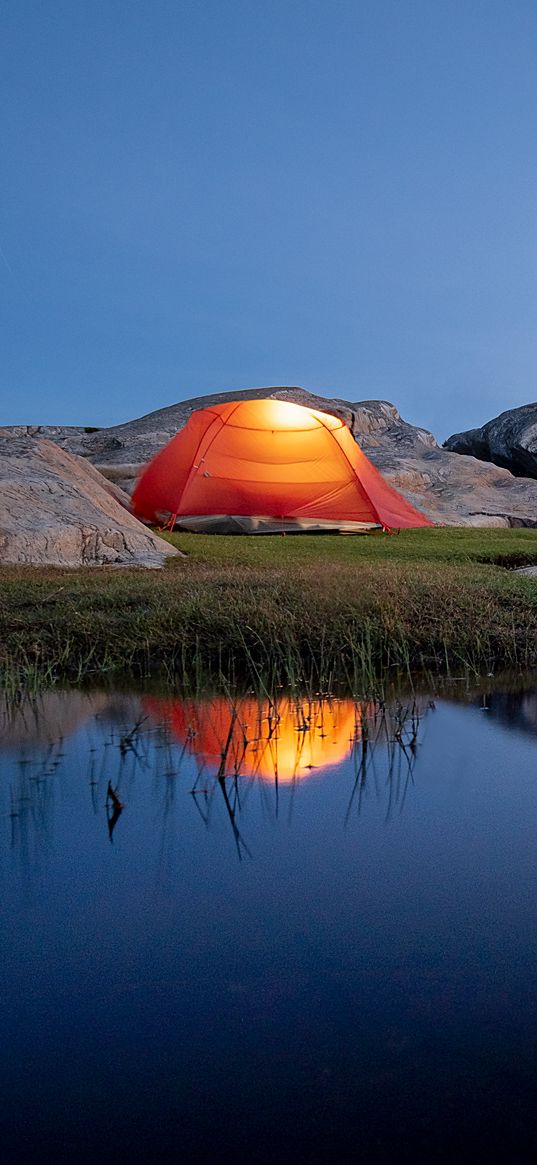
[
  {"left": 6, "top": 388, "right": 537, "bottom": 527},
  {"left": 0, "top": 438, "right": 180, "bottom": 567},
  {"left": 444, "top": 402, "right": 537, "bottom": 479}
]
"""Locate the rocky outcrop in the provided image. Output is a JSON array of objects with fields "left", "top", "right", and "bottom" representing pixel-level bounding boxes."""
[
  {"left": 0, "top": 438, "right": 180, "bottom": 567},
  {"left": 6, "top": 388, "right": 537, "bottom": 527},
  {"left": 444, "top": 403, "right": 537, "bottom": 479}
]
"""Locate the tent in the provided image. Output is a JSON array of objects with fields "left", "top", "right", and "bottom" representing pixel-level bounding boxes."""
[{"left": 131, "top": 398, "right": 432, "bottom": 533}]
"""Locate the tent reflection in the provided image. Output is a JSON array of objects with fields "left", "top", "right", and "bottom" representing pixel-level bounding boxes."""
[{"left": 144, "top": 696, "right": 370, "bottom": 783}]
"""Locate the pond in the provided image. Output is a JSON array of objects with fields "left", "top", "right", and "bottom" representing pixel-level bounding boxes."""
[{"left": 1, "top": 681, "right": 537, "bottom": 1162}]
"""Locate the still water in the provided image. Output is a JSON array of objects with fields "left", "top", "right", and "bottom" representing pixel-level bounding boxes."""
[{"left": 1, "top": 684, "right": 537, "bottom": 1162}]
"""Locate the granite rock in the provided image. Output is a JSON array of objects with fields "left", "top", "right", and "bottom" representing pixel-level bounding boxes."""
[{"left": 0, "top": 438, "right": 180, "bottom": 567}]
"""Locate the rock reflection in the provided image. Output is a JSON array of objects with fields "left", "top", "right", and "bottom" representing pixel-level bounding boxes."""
[
  {"left": 0, "top": 691, "right": 109, "bottom": 748},
  {"left": 0, "top": 690, "right": 145, "bottom": 857},
  {"left": 477, "top": 691, "right": 537, "bottom": 738}
]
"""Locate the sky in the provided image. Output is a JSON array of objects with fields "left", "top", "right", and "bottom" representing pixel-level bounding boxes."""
[{"left": 2, "top": 0, "right": 537, "bottom": 440}]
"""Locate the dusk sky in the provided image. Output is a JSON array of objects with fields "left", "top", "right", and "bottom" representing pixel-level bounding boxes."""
[{"left": 2, "top": 0, "right": 537, "bottom": 439}]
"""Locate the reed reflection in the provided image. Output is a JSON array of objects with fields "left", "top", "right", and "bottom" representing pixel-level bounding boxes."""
[
  {"left": 106, "top": 781, "right": 124, "bottom": 841},
  {"left": 144, "top": 695, "right": 361, "bottom": 784},
  {"left": 143, "top": 693, "right": 428, "bottom": 855},
  {"left": 0, "top": 688, "right": 456, "bottom": 862}
]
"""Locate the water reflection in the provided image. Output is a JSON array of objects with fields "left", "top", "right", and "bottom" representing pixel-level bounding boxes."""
[
  {"left": 478, "top": 690, "right": 537, "bottom": 737},
  {"left": 0, "top": 689, "right": 428, "bottom": 859},
  {"left": 145, "top": 695, "right": 366, "bottom": 782},
  {"left": 144, "top": 694, "right": 427, "bottom": 857},
  {"left": 0, "top": 690, "right": 109, "bottom": 748},
  {"left": 3, "top": 680, "right": 537, "bottom": 1159},
  {"left": 5, "top": 679, "right": 537, "bottom": 862}
]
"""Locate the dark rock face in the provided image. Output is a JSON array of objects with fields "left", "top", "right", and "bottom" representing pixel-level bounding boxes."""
[
  {"left": 444, "top": 403, "right": 537, "bottom": 479},
  {"left": 6, "top": 388, "right": 537, "bottom": 527}
]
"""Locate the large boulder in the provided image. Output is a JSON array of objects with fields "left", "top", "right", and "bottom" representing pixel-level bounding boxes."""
[
  {"left": 0, "top": 438, "right": 180, "bottom": 567},
  {"left": 6, "top": 388, "right": 537, "bottom": 527},
  {"left": 444, "top": 402, "right": 537, "bottom": 480}
]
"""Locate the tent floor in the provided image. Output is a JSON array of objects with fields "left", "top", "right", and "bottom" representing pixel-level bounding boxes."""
[{"left": 171, "top": 515, "right": 381, "bottom": 535}]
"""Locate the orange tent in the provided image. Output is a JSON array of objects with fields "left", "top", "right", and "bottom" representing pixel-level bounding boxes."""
[{"left": 131, "top": 398, "right": 432, "bottom": 533}]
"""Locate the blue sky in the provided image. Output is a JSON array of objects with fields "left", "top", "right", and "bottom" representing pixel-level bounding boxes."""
[{"left": 2, "top": 0, "right": 537, "bottom": 439}]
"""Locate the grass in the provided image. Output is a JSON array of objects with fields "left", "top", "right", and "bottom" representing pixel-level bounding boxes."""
[
  {"left": 161, "top": 526, "right": 537, "bottom": 567},
  {"left": 1, "top": 528, "right": 537, "bottom": 690}
]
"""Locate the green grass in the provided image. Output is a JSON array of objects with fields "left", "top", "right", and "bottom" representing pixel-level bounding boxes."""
[
  {"left": 161, "top": 525, "right": 537, "bottom": 567},
  {"left": 1, "top": 528, "right": 537, "bottom": 690}
]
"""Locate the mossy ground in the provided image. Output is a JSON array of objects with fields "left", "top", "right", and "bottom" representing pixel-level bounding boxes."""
[{"left": 1, "top": 528, "right": 537, "bottom": 688}]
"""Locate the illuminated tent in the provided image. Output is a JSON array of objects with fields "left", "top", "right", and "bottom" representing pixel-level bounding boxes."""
[
  {"left": 131, "top": 398, "right": 432, "bottom": 533},
  {"left": 144, "top": 696, "right": 361, "bottom": 783}
]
